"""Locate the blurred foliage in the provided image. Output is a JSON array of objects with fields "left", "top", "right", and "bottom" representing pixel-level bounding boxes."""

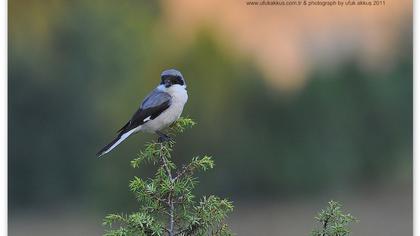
[{"left": 9, "top": 0, "right": 412, "bottom": 214}]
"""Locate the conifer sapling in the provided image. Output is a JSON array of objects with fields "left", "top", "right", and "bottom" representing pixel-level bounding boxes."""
[
  {"left": 102, "top": 118, "right": 234, "bottom": 236},
  {"left": 311, "top": 200, "right": 357, "bottom": 236}
]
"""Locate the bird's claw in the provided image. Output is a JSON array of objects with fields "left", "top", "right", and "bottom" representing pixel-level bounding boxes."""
[{"left": 158, "top": 134, "right": 173, "bottom": 143}]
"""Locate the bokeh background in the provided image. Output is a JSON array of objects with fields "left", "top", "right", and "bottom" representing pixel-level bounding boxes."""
[{"left": 9, "top": 0, "right": 412, "bottom": 235}]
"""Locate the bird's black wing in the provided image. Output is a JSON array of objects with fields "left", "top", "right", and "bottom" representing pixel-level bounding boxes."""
[{"left": 117, "top": 89, "right": 172, "bottom": 133}]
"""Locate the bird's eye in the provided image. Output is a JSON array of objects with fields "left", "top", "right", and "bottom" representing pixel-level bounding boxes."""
[{"left": 174, "top": 76, "right": 184, "bottom": 85}]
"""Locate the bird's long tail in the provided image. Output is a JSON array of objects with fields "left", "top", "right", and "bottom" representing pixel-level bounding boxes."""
[{"left": 97, "top": 129, "right": 136, "bottom": 158}]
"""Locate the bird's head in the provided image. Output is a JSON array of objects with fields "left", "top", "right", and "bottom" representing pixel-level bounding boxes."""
[{"left": 160, "top": 69, "right": 186, "bottom": 89}]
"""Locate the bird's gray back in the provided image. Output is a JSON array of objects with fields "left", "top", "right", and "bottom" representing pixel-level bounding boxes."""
[{"left": 141, "top": 88, "right": 172, "bottom": 109}]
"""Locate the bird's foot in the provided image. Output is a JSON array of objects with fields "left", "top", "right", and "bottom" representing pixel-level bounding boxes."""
[{"left": 157, "top": 132, "right": 173, "bottom": 143}]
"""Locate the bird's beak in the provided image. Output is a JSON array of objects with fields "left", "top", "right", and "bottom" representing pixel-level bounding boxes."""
[{"left": 164, "top": 80, "right": 171, "bottom": 88}]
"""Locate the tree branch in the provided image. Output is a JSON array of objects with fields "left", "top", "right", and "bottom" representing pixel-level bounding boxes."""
[
  {"left": 159, "top": 143, "right": 175, "bottom": 236},
  {"left": 173, "top": 164, "right": 191, "bottom": 182}
]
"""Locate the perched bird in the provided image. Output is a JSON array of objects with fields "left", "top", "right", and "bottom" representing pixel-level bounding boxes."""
[{"left": 97, "top": 69, "right": 188, "bottom": 157}]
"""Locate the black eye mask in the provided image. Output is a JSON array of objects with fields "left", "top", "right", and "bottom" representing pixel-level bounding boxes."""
[
  {"left": 172, "top": 76, "right": 184, "bottom": 86},
  {"left": 161, "top": 75, "right": 184, "bottom": 86}
]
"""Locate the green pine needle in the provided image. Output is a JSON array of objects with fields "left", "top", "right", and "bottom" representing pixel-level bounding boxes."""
[{"left": 103, "top": 117, "right": 233, "bottom": 236}]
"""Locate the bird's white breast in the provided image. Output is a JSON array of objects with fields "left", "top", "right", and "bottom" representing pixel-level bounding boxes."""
[{"left": 140, "top": 85, "right": 188, "bottom": 133}]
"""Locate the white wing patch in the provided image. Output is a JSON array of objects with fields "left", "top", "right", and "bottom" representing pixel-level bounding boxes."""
[{"left": 143, "top": 116, "right": 152, "bottom": 122}]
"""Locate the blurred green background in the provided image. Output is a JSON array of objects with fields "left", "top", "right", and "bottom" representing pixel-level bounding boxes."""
[{"left": 9, "top": 0, "right": 412, "bottom": 235}]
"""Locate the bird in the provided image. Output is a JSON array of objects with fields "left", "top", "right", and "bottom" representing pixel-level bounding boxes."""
[{"left": 97, "top": 69, "right": 188, "bottom": 157}]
